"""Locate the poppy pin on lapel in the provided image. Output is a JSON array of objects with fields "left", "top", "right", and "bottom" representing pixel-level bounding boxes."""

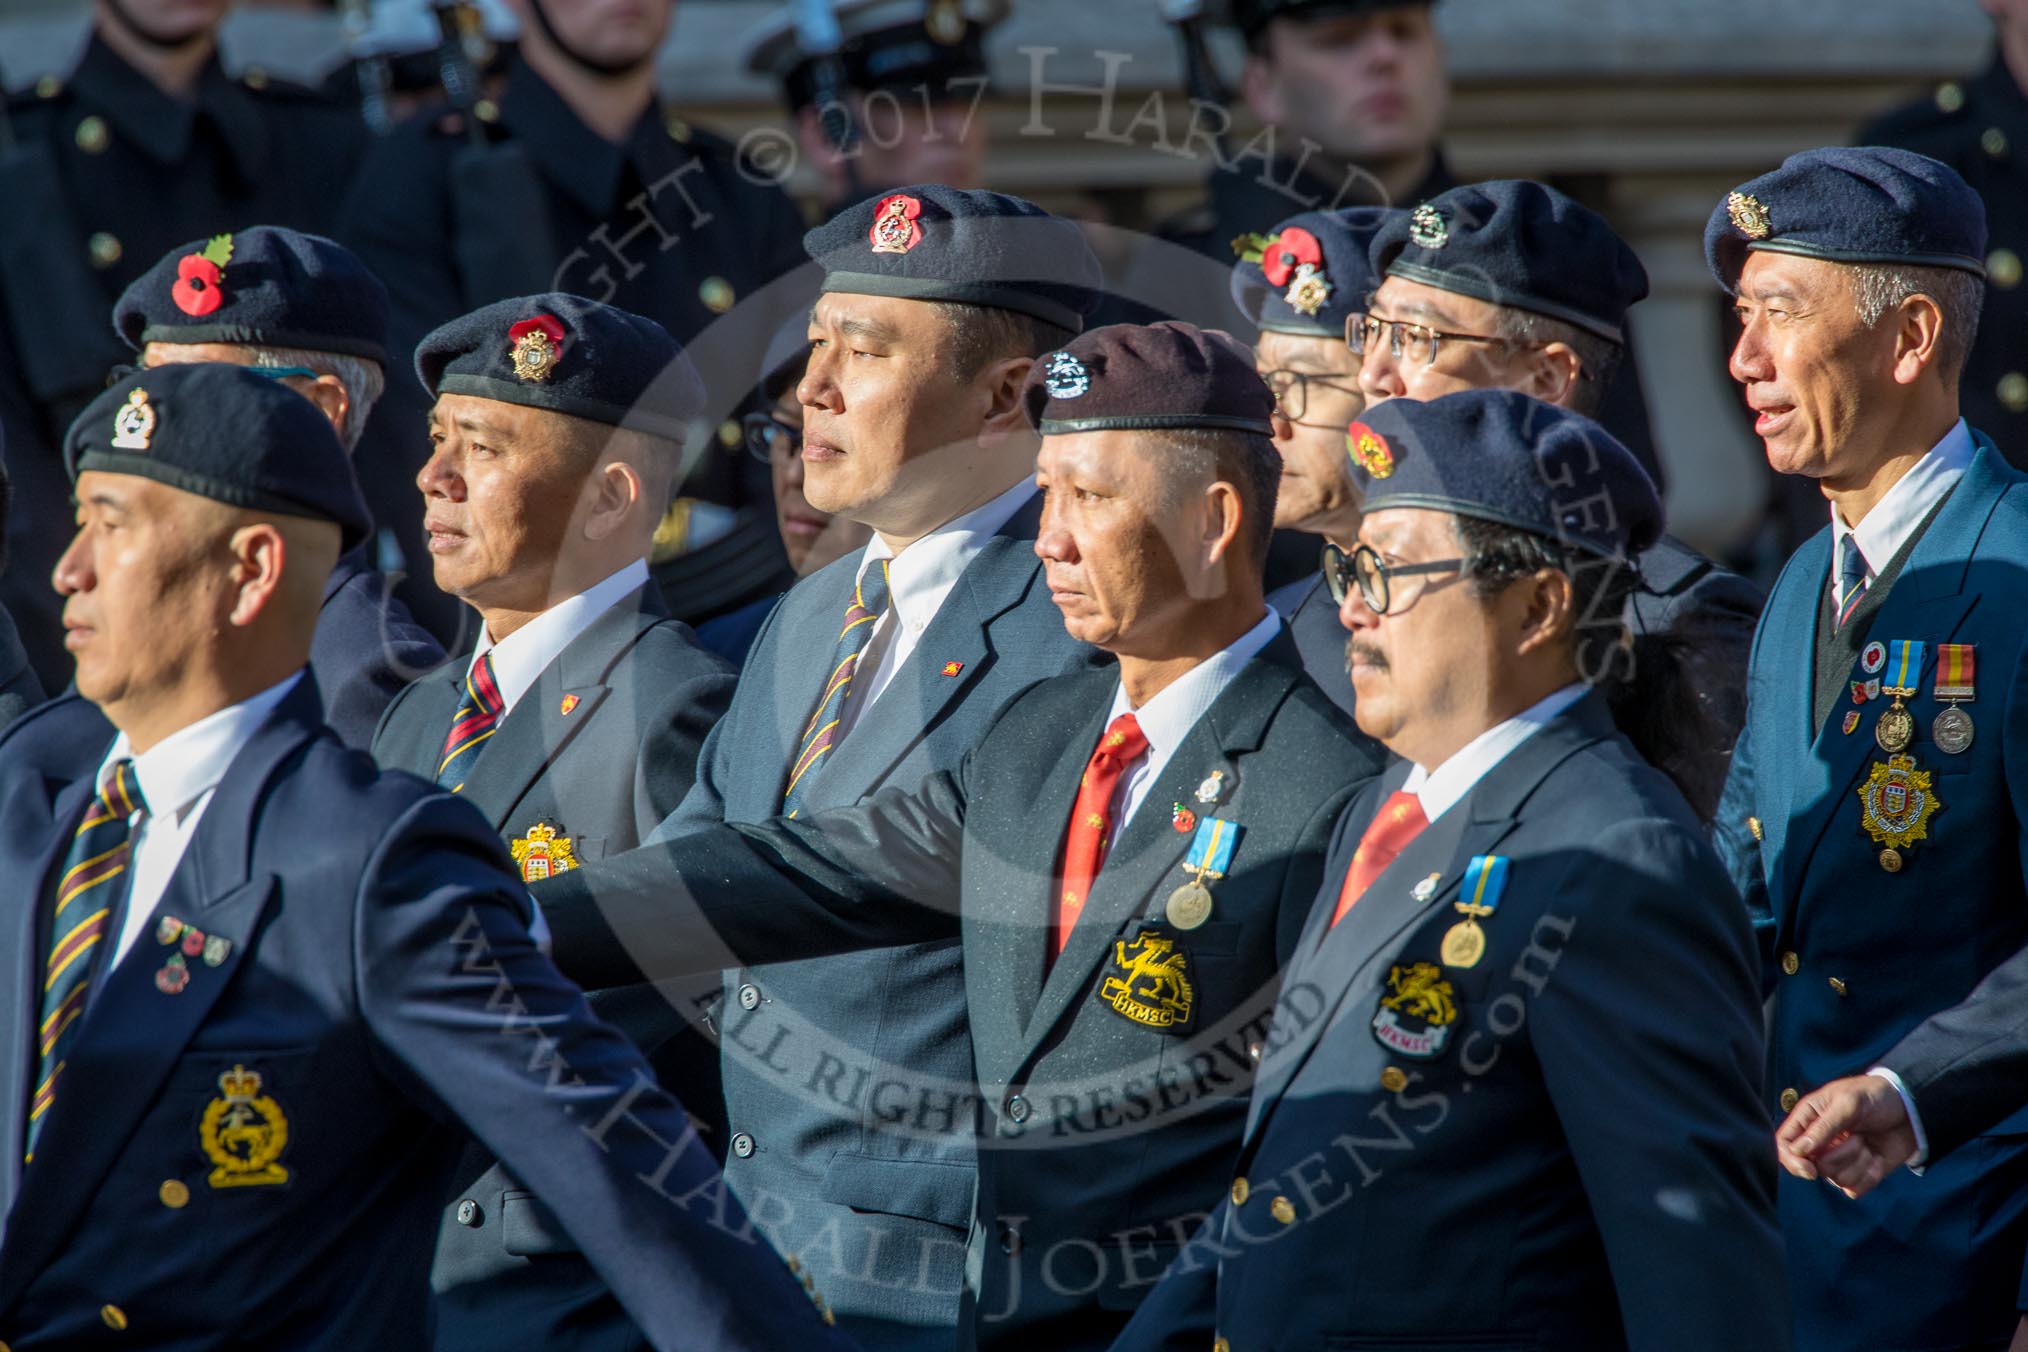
[
  {"left": 560, "top": 694, "right": 580, "bottom": 716},
  {"left": 941, "top": 660, "right": 964, "bottom": 677}
]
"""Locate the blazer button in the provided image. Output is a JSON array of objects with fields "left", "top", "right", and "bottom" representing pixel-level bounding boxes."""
[
  {"left": 1380, "top": 1067, "right": 1408, "bottom": 1093},
  {"left": 158, "top": 1179, "right": 190, "bottom": 1209},
  {"left": 732, "top": 1132, "right": 756, "bottom": 1158},
  {"left": 456, "top": 1199, "right": 482, "bottom": 1227},
  {"left": 1780, "top": 951, "right": 1800, "bottom": 976},
  {"left": 738, "top": 983, "right": 762, "bottom": 1011},
  {"left": 1269, "top": 1196, "right": 1296, "bottom": 1225},
  {"left": 1229, "top": 1177, "right": 1249, "bottom": 1207},
  {"left": 1829, "top": 977, "right": 1849, "bottom": 997},
  {"left": 100, "top": 1305, "right": 128, "bottom": 1330},
  {"left": 997, "top": 1219, "right": 1021, "bottom": 1255},
  {"left": 1247, "top": 1041, "right": 1263, "bottom": 1064},
  {"left": 1004, "top": 1094, "right": 1030, "bottom": 1124},
  {"left": 1779, "top": 1088, "right": 1800, "bottom": 1113}
]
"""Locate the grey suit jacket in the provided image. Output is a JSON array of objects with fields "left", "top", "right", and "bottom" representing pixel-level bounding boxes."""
[
  {"left": 547, "top": 492, "right": 1100, "bottom": 1350},
  {"left": 543, "top": 630, "right": 1379, "bottom": 1350},
  {"left": 371, "top": 582, "right": 735, "bottom": 1352}
]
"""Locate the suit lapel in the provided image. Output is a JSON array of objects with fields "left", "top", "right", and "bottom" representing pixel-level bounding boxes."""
[
  {"left": 1753, "top": 530, "right": 1830, "bottom": 896},
  {"left": 1774, "top": 456, "right": 2000, "bottom": 913},
  {"left": 460, "top": 586, "right": 662, "bottom": 830},
  {"left": 1244, "top": 695, "right": 1612, "bottom": 1146},
  {"left": 0, "top": 688, "right": 320, "bottom": 1307},
  {"left": 0, "top": 774, "right": 95, "bottom": 1224},
  {"left": 759, "top": 563, "right": 858, "bottom": 811},
  {"left": 1018, "top": 641, "right": 1302, "bottom": 1069},
  {"left": 812, "top": 534, "right": 1045, "bottom": 805}
]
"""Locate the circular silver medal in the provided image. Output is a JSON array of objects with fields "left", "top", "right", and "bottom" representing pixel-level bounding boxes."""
[
  {"left": 1933, "top": 704, "right": 1975, "bottom": 754},
  {"left": 1166, "top": 882, "right": 1214, "bottom": 930}
]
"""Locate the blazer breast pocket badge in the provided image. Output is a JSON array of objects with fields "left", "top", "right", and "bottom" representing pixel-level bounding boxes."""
[
  {"left": 1096, "top": 923, "right": 1197, "bottom": 1033},
  {"left": 200, "top": 1064, "right": 290, "bottom": 1189},
  {"left": 1371, "top": 961, "right": 1459, "bottom": 1059},
  {"left": 511, "top": 821, "right": 579, "bottom": 882}
]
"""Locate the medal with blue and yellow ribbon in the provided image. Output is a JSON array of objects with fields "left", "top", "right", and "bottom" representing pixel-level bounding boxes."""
[
  {"left": 1443, "top": 854, "right": 1509, "bottom": 969},
  {"left": 1874, "top": 639, "right": 1925, "bottom": 754},
  {"left": 1165, "top": 816, "right": 1241, "bottom": 930}
]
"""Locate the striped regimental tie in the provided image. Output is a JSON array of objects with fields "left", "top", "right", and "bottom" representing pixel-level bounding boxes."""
[
  {"left": 438, "top": 652, "right": 505, "bottom": 792},
  {"left": 783, "top": 560, "right": 892, "bottom": 818},
  {"left": 28, "top": 758, "right": 147, "bottom": 1163}
]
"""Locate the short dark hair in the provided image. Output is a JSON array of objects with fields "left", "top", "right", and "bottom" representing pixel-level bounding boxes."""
[
  {"left": 928, "top": 301, "right": 1077, "bottom": 379},
  {"left": 1454, "top": 514, "right": 1635, "bottom": 687},
  {"left": 1156, "top": 426, "right": 1281, "bottom": 566},
  {"left": 1850, "top": 262, "right": 1984, "bottom": 385},
  {"left": 1487, "top": 309, "right": 1625, "bottom": 419}
]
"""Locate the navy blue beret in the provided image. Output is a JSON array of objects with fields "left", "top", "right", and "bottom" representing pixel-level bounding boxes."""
[
  {"left": 1704, "top": 146, "right": 1988, "bottom": 292},
  {"left": 1230, "top": 0, "right": 1434, "bottom": 41},
  {"left": 747, "top": 0, "right": 1005, "bottom": 109},
  {"left": 1231, "top": 207, "right": 1396, "bottom": 338},
  {"left": 66, "top": 363, "right": 372, "bottom": 552},
  {"left": 1349, "top": 390, "right": 1662, "bottom": 561},
  {"left": 1023, "top": 321, "right": 1275, "bottom": 437},
  {"left": 113, "top": 226, "right": 390, "bottom": 365},
  {"left": 805, "top": 185, "right": 1104, "bottom": 332},
  {"left": 1371, "top": 181, "right": 1648, "bottom": 344},
  {"left": 415, "top": 294, "right": 704, "bottom": 440}
]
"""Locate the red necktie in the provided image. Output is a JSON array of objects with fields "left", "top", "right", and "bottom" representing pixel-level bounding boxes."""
[
  {"left": 1053, "top": 713, "right": 1150, "bottom": 956},
  {"left": 1330, "top": 790, "right": 1428, "bottom": 928}
]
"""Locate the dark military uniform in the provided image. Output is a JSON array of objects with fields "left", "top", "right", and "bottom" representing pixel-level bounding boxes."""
[
  {"left": 337, "top": 54, "right": 809, "bottom": 633},
  {"left": 0, "top": 34, "right": 368, "bottom": 689},
  {"left": 1861, "top": 55, "right": 2028, "bottom": 464}
]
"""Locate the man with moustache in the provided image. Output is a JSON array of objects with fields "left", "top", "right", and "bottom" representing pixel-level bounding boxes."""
[
  {"left": 339, "top": 0, "right": 809, "bottom": 635},
  {"left": 1349, "top": 179, "right": 1762, "bottom": 819},
  {"left": 1113, "top": 389, "right": 1786, "bottom": 1351},
  {"left": 0, "top": 362, "right": 845, "bottom": 1352},
  {"left": 0, "top": 0, "right": 367, "bottom": 687},
  {"left": 367, "top": 295, "right": 737, "bottom": 1352},
  {"left": 539, "top": 320, "right": 1378, "bottom": 1351},
  {"left": 1711, "top": 146, "right": 2028, "bottom": 1352},
  {"left": 113, "top": 225, "right": 445, "bottom": 747},
  {"left": 543, "top": 185, "right": 1106, "bottom": 1351},
  {"left": 1230, "top": 204, "right": 1396, "bottom": 722}
]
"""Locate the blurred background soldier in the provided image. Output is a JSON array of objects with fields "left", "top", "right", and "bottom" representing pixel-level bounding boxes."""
[
  {"left": 0, "top": 0, "right": 367, "bottom": 690},
  {"left": 743, "top": 0, "right": 1007, "bottom": 213},
  {"left": 338, "top": 0, "right": 809, "bottom": 645},
  {"left": 321, "top": 0, "right": 519, "bottom": 132}
]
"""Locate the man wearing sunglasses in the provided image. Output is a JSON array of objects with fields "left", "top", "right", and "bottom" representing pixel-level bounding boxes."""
[
  {"left": 1113, "top": 387, "right": 1786, "bottom": 1352},
  {"left": 1348, "top": 179, "right": 1763, "bottom": 821},
  {"left": 114, "top": 226, "right": 445, "bottom": 749},
  {"left": 1230, "top": 205, "right": 1394, "bottom": 746},
  {"left": 366, "top": 294, "right": 738, "bottom": 1352}
]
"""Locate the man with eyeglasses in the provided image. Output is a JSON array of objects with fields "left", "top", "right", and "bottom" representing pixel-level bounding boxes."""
[
  {"left": 697, "top": 317, "right": 874, "bottom": 666},
  {"left": 1230, "top": 205, "right": 1395, "bottom": 737},
  {"left": 1347, "top": 179, "right": 1763, "bottom": 821},
  {"left": 113, "top": 226, "right": 445, "bottom": 748},
  {"left": 1112, "top": 387, "right": 1787, "bottom": 1352},
  {"left": 366, "top": 294, "right": 738, "bottom": 1352}
]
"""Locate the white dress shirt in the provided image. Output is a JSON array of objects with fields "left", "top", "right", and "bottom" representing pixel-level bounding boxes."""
[
  {"left": 1102, "top": 610, "right": 1282, "bottom": 830},
  {"left": 97, "top": 672, "right": 301, "bottom": 970},
  {"left": 1402, "top": 683, "right": 1590, "bottom": 824},
  {"left": 1830, "top": 419, "right": 1974, "bottom": 584},
  {"left": 468, "top": 558, "right": 648, "bottom": 716},
  {"left": 836, "top": 478, "right": 1036, "bottom": 738}
]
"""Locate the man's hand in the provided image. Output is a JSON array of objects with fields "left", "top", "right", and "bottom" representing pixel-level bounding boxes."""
[{"left": 1775, "top": 1073, "right": 1919, "bottom": 1198}]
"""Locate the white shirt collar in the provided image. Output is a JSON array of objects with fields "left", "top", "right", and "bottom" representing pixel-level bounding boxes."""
[
  {"left": 98, "top": 672, "right": 303, "bottom": 824},
  {"left": 1831, "top": 419, "right": 1975, "bottom": 580},
  {"left": 855, "top": 478, "right": 1036, "bottom": 631},
  {"left": 1401, "top": 682, "right": 1589, "bottom": 823},
  {"left": 468, "top": 559, "right": 647, "bottom": 716}
]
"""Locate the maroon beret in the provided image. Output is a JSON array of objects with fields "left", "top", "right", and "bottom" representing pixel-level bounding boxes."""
[{"left": 1022, "top": 321, "right": 1275, "bottom": 438}]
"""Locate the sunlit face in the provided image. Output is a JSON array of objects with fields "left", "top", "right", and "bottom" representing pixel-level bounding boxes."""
[
  {"left": 1253, "top": 6, "right": 1448, "bottom": 168},
  {"left": 1337, "top": 507, "right": 1492, "bottom": 756},
  {"left": 796, "top": 293, "right": 997, "bottom": 535},
  {"left": 1357, "top": 276, "right": 1538, "bottom": 406},
  {"left": 1255, "top": 329, "right": 1363, "bottom": 533},
  {"left": 515, "top": 0, "right": 670, "bottom": 69},
  {"left": 1034, "top": 430, "right": 1204, "bottom": 658},
  {"left": 1728, "top": 251, "right": 1905, "bottom": 487},
  {"left": 55, "top": 473, "right": 234, "bottom": 714},
  {"left": 418, "top": 394, "right": 595, "bottom": 613},
  {"left": 762, "top": 386, "right": 870, "bottom": 575},
  {"left": 99, "top": 0, "right": 229, "bottom": 46}
]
